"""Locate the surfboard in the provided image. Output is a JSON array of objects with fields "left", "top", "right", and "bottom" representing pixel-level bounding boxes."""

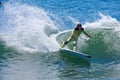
[
  {"left": 59, "top": 48, "right": 91, "bottom": 59},
  {"left": 56, "top": 30, "right": 91, "bottom": 59}
]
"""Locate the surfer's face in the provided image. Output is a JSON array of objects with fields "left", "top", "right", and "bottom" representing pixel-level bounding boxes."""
[
  {"left": 76, "top": 24, "right": 82, "bottom": 30},
  {"left": 78, "top": 26, "right": 82, "bottom": 30}
]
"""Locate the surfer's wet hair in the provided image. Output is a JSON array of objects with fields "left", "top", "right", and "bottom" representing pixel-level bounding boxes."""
[{"left": 75, "top": 24, "right": 83, "bottom": 30}]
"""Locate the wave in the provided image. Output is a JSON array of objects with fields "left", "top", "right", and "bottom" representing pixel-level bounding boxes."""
[
  {"left": 56, "top": 13, "right": 120, "bottom": 62},
  {"left": 0, "top": 38, "right": 16, "bottom": 53},
  {"left": 0, "top": 2, "right": 120, "bottom": 58},
  {"left": 81, "top": 13, "right": 120, "bottom": 59},
  {"left": 0, "top": 2, "right": 60, "bottom": 52}
]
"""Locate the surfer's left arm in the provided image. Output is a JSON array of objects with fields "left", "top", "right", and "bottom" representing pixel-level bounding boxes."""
[{"left": 82, "top": 30, "right": 91, "bottom": 38}]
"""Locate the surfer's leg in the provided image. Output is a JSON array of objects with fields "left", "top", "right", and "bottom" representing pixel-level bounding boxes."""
[
  {"left": 61, "top": 36, "right": 72, "bottom": 48},
  {"left": 61, "top": 41, "right": 69, "bottom": 48},
  {"left": 73, "top": 41, "right": 77, "bottom": 51}
]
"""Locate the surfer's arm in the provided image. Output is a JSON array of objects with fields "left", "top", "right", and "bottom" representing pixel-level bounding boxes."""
[{"left": 83, "top": 30, "right": 91, "bottom": 38}]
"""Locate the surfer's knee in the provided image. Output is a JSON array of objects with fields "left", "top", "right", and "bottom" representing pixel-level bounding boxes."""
[{"left": 73, "top": 41, "right": 77, "bottom": 46}]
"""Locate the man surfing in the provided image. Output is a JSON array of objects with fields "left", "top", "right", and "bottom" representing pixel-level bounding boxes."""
[{"left": 61, "top": 23, "right": 91, "bottom": 51}]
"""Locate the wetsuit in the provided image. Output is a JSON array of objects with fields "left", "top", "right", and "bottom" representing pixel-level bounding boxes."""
[{"left": 61, "top": 28, "right": 84, "bottom": 51}]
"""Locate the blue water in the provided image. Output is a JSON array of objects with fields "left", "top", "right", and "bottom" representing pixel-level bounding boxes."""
[
  {"left": 35, "top": 0, "right": 120, "bottom": 29},
  {"left": 0, "top": 0, "right": 120, "bottom": 80}
]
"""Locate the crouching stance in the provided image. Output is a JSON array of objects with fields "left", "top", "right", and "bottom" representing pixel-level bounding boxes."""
[{"left": 61, "top": 24, "right": 91, "bottom": 51}]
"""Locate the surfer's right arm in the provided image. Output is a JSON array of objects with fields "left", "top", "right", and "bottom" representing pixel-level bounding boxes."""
[{"left": 82, "top": 29, "right": 91, "bottom": 38}]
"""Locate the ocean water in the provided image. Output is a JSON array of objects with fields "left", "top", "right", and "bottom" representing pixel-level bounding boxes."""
[{"left": 0, "top": 0, "right": 120, "bottom": 80}]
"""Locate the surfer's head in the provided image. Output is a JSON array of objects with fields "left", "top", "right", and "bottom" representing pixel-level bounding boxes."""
[{"left": 75, "top": 24, "right": 82, "bottom": 30}]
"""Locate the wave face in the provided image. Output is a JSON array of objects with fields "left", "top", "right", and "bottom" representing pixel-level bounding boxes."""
[
  {"left": 56, "top": 13, "right": 120, "bottom": 63},
  {"left": 78, "top": 14, "right": 120, "bottom": 62}
]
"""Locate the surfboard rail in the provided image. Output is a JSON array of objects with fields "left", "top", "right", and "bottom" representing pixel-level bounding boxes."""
[{"left": 59, "top": 48, "right": 91, "bottom": 59}]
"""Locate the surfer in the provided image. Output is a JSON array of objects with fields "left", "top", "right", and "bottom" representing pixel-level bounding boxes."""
[{"left": 61, "top": 23, "right": 91, "bottom": 51}]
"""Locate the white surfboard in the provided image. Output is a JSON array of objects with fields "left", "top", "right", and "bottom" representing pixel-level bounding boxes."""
[{"left": 59, "top": 48, "right": 91, "bottom": 59}]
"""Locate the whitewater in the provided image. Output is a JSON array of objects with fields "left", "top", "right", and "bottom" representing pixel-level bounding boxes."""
[{"left": 0, "top": 0, "right": 120, "bottom": 80}]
